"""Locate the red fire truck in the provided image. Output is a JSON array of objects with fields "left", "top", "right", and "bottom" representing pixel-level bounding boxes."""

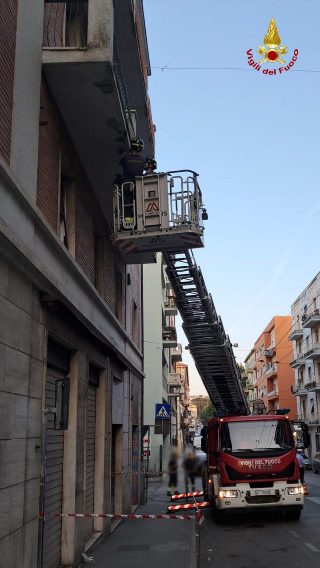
[{"left": 201, "top": 413, "right": 310, "bottom": 522}]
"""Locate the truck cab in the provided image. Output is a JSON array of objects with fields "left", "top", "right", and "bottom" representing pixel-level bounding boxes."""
[{"left": 202, "top": 414, "right": 309, "bottom": 521}]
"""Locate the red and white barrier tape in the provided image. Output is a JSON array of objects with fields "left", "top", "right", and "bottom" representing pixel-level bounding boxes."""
[
  {"left": 171, "top": 491, "right": 204, "bottom": 500},
  {"left": 39, "top": 512, "right": 196, "bottom": 521},
  {"left": 167, "top": 502, "right": 211, "bottom": 512}
]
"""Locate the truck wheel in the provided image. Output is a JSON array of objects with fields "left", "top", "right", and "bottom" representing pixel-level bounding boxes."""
[{"left": 285, "top": 510, "right": 301, "bottom": 521}]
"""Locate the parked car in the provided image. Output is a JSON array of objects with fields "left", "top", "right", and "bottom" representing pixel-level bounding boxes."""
[
  {"left": 313, "top": 452, "right": 320, "bottom": 474},
  {"left": 301, "top": 453, "right": 312, "bottom": 470}
]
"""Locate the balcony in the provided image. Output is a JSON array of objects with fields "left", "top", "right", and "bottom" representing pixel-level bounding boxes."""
[
  {"left": 288, "top": 328, "right": 304, "bottom": 341},
  {"left": 290, "top": 354, "right": 305, "bottom": 368},
  {"left": 164, "top": 296, "right": 178, "bottom": 317},
  {"left": 264, "top": 349, "right": 275, "bottom": 358},
  {"left": 267, "top": 390, "right": 279, "bottom": 400},
  {"left": 163, "top": 326, "right": 178, "bottom": 348},
  {"left": 266, "top": 363, "right": 277, "bottom": 378},
  {"left": 171, "top": 343, "right": 182, "bottom": 362},
  {"left": 304, "top": 343, "right": 320, "bottom": 360},
  {"left": 304, "top": 381, "right": 320, "bottom": 392},
  {"left": 42, "top": 1, "right": 155, "bottom": 264},
  {"left": 302, "top": 310, "right": 320, "bottom": 329},
  {"left": 168, "top": 373, "right": 182, "bottom": 387},
  {"left": 291, "top": 383, "right": 308, "bottom": 396}
]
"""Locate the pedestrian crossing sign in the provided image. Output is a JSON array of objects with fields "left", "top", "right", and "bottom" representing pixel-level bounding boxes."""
[{"left": 155, "top": 403, "right": 171, "bottom": 419}]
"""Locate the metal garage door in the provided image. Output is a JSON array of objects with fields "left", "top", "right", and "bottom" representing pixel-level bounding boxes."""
[
  {"left": 43, "top": 367, "right": 65, "bottom": 568},
  {"left": 85, "top": 368, "right": 99, "bottom": 539}
]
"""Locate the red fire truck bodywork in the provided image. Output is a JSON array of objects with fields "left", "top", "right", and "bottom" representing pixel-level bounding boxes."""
[{"left": 202, "top": 415, "right": 304, "bottom": 521}]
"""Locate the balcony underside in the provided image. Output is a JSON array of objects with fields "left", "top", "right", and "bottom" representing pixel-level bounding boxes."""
[
  {"left": 115, "top": 2, "right": 154, "bottom": 153},
  {"left": 42, "top": 51, "right": 154, "bottom": 264}
]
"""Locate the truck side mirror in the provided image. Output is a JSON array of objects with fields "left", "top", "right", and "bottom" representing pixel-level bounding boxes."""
[
  {"left": 301, "top": 422, "right": 310, "bottom": 448},
  {"left": 201, "top": 426, "right": 207, "bottom": 453},
  {"left": 201, "top": 437, "right": 207, "bottom": 453}
]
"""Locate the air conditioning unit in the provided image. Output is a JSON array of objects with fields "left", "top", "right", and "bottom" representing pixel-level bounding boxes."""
[{"left": 313, "top": 309, "right": 319, "bottom": 315}]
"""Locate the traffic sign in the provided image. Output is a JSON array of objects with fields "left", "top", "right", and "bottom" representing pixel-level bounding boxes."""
[{"left": 155, "top": 403, "right": 171, "bottom": 419}]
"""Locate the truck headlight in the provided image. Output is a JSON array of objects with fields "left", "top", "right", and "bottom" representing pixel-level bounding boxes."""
[
  {"left": 288, "top": 486, "right": 304, "bottom": 495},
  {"left": 218, "top": 490, "right": 238, "bottom": 499}
]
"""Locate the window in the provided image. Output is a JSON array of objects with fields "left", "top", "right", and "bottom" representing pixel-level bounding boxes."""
[
  {"left": 94, "top": 235, "right": 104, "bottom": 295},
  {"left": 315, "top": 329, "right": 319, "bottom": 343},
  {"left": 116, "top": 266, "right": 123, "bottom": 321},
  {"left": 264, "top": 386, "right": 267, "bottom": 395},
  {"left": 221, "top": 420, "right": 294, "bottom": 455},
  {"left": 58, "top": 164, "right": 75, "bottom": 256},
  {"left": 132, "top": 299, "right": 138, "bottom": 338},
  {"left": 310, "top": 399, "right": 315, "bottom": 414},
  {"left": 308, "top": 367, "right": 311, "bottom": 380},
  {"left": 59, "top": 177, "right": 68, "bottom": 248}
]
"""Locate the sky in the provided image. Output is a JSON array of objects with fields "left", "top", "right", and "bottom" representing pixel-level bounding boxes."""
[{"left": 144, "top": 0, "right": 320, "bottom": 395}]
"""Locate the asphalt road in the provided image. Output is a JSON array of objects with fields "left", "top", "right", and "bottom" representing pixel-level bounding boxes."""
[{"left": 199, "top": 471, "right": 320, "bottom": 568}]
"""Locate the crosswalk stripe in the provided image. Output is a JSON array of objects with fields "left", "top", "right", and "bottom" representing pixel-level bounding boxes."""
[
  {"left": 305, "top": 543, "right": 319, "bottom": 552},
  {"left": 306, "top": 496, "right": 320, "bottom": 506}
]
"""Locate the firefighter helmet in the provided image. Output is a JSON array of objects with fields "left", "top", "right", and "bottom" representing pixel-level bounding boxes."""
[
  {"left": 130, "top": 136, "right": 144, "bottom": 152},
  {"left": 145, "top": 156, "right": 157, "bottom": 170}
]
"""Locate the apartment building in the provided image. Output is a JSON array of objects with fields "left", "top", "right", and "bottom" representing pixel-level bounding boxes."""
[
  {"left": 290, "top": 272, "right": 320, "bottom": 458},
  {"left": 243, "top": 348, "right": 256, "bottom": 412},
  {"left": 174, "top": 362, "right": 190, "bottom": 448},
  {"left": 0, "top": 1, "right": 154, "bottom": 566},
  {"left": 253, "top": 317, "right": 296, "bottom": 418},
  {"left": 143, "top": 254, "right": 180, "bottom": 471}
]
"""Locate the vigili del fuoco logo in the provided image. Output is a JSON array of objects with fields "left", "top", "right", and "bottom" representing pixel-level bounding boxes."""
[{"left": 246, "top": 18, "right": 298, "bottom": 75}]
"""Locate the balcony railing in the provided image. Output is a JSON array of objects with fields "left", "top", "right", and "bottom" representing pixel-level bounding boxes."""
[
  {"left": 43, "top": 1, "right": 88, "bottom": 48},
  {"left": 168, "top": 373, "right": 182, "bottom": 386},
  {"left": 162, "top": 326, "right": 177, "bottom": 342},
  {"left": 113, "top": 36, "right": 135, "bottom": 140},
  {"left": 264, "top": 349, "right": 275, "bottom": 358},
  {"left": 302, "top": 309, "right": 320, "bottom": 329},
  {"left": 288, "top": 328, "right": 304, "bottom": 341},
  {"left": 266, "top": 363, "right": 277, "bottom": 376},
  {"left": 267, "top": 389, "right": 279, "bottom": 398},
  {"left": 290, "top": 354, "right": 305, "bottom": 368},
  {"left": 304, "top": 343, "right": 320, "bottom": 360}
]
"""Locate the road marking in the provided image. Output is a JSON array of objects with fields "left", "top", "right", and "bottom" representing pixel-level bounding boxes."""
[
  {"left": 288, "top": 530, "right": 300, "bottom": 538},
  {"left": 305, "top": 543, "right": 320, "bottom": 552},
  {"left": 306, "top": 496, "right": 320, "bottom": 506}
]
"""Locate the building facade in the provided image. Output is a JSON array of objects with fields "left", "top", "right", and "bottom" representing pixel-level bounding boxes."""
[
  {"left": 0, "top": 1, "right": 154, "bottom": 566},
  {"left": 253, "top": 317, "right": 296, "bottom": 418},
  {"left": 290, "top": 272, "right": 320, "bottom": 459},
  {"left": 174, "top": 362, "right": 190, "bottom": 447},
  {"left": 143, "top": 253, "right": 180, "bottom": 471},
  {"left": 243, "top": 348, "right": 256, "bottom": 412}
]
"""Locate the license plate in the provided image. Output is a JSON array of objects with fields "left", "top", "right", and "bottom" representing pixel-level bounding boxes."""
[{"left": 255, "top": 490, "right": 271, "bottom": 496}]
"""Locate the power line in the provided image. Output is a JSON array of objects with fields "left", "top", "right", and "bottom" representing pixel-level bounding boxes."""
[{"left": 152, "top": 65, "right": 320, "bottom": 74}]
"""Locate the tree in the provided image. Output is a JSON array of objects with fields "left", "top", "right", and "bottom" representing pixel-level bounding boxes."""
[{"left": 200, "top": 400, "right": 214, "bottom": 424}]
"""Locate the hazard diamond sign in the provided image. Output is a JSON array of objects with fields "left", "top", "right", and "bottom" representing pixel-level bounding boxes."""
[
  {"left": 155, "top": 403, "right": 171, "bottom": 419},
  {"left": 146, "top": 202, "right": 159, "bottom": 213}
]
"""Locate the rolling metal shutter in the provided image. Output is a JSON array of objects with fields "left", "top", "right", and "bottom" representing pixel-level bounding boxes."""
[
  {"left": 43, "top": 367, "right": 65, "bottom": 568},
  {"left": 85, "top": 378, "right": 97, "bottom": 539}
]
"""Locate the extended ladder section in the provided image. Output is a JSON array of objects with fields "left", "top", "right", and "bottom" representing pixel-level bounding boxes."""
[
  {"left": 164, "top": 250, "right": 249, "bottom": 416},
  {"left": 111, "top": 170, "right": 248, "bottom": 414}
]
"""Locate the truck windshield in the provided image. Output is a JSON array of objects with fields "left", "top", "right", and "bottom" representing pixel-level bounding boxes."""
[{"left": 221, "top": 420, "right": 294, "bottom": 454}]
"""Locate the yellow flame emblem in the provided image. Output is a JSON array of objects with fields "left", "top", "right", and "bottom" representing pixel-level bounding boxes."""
[{"left": 257, "top": 18, "right": 288, "bottom": 64}]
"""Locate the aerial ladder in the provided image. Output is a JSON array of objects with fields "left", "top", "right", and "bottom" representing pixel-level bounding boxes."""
[{"left": 112, "top": 171, "right": 249, "bottom": 416}]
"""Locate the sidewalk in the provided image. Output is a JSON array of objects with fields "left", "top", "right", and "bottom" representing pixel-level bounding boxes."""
[{"left": 80, "top": 476, "right": 197, "bottom": 568}]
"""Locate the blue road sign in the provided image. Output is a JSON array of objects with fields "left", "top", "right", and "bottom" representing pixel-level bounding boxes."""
[{"left": 155, "top": 403, "right": 171, "bottom": 419}]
